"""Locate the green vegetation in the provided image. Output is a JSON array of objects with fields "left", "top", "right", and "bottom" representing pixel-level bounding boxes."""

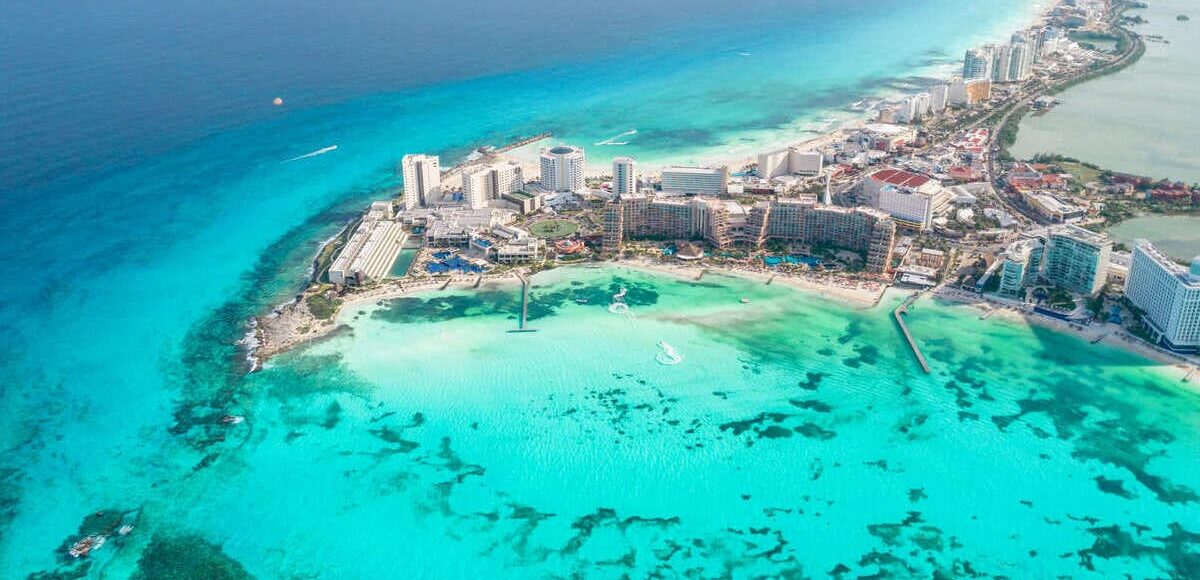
[
  {"left": 1059, "top": 161, "right": 1104, "bottom": 186},
  {"left": 315, "top": 219, "right": 359, "bottom": 284},
  {"left": 529, "top": 219, "right": 579, "bottom": 239},
  {"left": 306, "top": 292, "right": 343, "bottom": 320},
  {"left": 1047, "top": 288, "right": 1076, "bottom": 310},
  {"left": 1087, "top": 290, "right": 1107, "bottom": 319},
  {"left": 996, "top": 105, "right": 1028, "bottom": 161},
  {"left": 1069, "top": 30, "right": 1121, "bottom": 43}
]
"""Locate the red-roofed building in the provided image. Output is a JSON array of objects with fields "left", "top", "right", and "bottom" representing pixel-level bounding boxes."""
[
  {"left": 866, "top": 168, "right": 933, "bottom": 189},
  {"left": 861, "top": 168, "right": 948, "bottom": 230},
  {"left": 948, "top": 166, "right": 982, "bottom": 182}
]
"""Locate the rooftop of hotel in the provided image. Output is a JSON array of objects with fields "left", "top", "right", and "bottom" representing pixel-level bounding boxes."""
[
  {"left": 661, "top": 165, "right": 726, "bottom": 174},
  {"left": 1135, "top": 240, "right": 1200, "bottom": 284},
  {"left": 870, "top": 168, "right": 932, "bottom": 188},
  {"left": 1026, "top": 191, "right": 1083, "bottom": 214},
  {"left": 862, "top": 123, "right": 911, "bottom": 135},
  {"left": 1050, "top": 224, "right": 1109, "bottom": 246}
]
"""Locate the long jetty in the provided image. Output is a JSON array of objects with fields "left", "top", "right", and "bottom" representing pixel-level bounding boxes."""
[
  {"left": 497, "top": 132, "right": 552, "bottom": 154},
  {"left": 893, "top": 293, "right": 931, "bottom": 374},
  {"left": 509, "top": 272, "right": 537, "bottom": 333}
]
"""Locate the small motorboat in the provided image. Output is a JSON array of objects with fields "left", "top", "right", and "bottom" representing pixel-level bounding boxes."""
[
  {"left": 220, "top": 415, "right": 244, "bottom": 425},
  {"left": 740, "top": 297, "right": 751, "bottom": 304},
  {"left": 69, "top": 535, "right": 106, "bottom": 558}
]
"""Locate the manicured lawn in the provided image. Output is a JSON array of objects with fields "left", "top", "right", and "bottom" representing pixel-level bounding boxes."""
[
  {"left": 1059, "top": 161, "right": 1103, "bottom": 186},
  {"left": 529, "top": 219, "right": 578, "bottom": 239}
]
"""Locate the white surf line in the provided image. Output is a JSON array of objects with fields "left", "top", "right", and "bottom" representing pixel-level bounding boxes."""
[
  {"left": 594, "top": 129, "right": 637, "bottom": 146},
  {"left": 283, "top": 145, "right": 338, "bottom": 163}
]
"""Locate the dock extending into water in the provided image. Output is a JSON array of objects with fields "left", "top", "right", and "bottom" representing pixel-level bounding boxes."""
[
  {"left": 893, "top": 293, "right": 930, "bottom": 374},
  {"left": 497, "top": 132, "right": 552, "bottom": 154},
  {"left": 509, "top": 272, "right": 538, "bottom": 333}
]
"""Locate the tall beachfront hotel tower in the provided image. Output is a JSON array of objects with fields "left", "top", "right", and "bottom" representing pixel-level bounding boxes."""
[
  {"left": 401, "top": 154, "right": 441, "bottom": 210},
  {"left": 1042, "top": 225, "right": 1112, "bottom": 296},
  {"left": 539, "top": 145, "right": 586, "bottom": 192},
  {"left": 612, "top": 157, "right": 636, "bottom": 195},
  {"left": 1126, "top": 241, "right": 1200, "bottom": 352}
]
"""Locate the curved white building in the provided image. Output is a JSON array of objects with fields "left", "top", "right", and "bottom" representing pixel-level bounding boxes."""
[{"left": 539, "top": 145, "right": 586, "bottom": 192}]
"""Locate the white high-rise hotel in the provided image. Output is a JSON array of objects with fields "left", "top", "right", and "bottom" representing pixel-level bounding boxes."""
[
  {"left": 462, "top": 160, "right": 525, "bottom": 209},
  {"left": 660, "top": 166, "right": 729, "bottom": 196},
  {"left": 612, "top": 157, "right": 636, "bottom": 195},
  {"left": 539, "top": 145, "right": 586, "bottom": 192},
  {"left": 401, "top": 154, "right": 441, "bottom": 210},
  {"left": 963, "top": 32, "right": 1036, "bottom": 84},
  {"left": 1126, "top": 241, "right": 1200, "bottom": 352}
]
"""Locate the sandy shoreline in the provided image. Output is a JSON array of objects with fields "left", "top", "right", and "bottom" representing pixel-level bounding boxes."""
[
  {"left": 251, "top": 261, "right": 887, "bottom": 364},
  {"left": 928, "top": 286, "right": 1200, "bottom": 385},
  {"left": 503, "top": 0, "right": 1056, "bottom": 175},
  {"left": 252, "top": 258, "right": 1197, "bottom": 393},
  {"left": 252, "top": 272, "right": 524, "bottom": 362},
  {"left": 614, "top": 257, "right": 888, "bottom": 309}
]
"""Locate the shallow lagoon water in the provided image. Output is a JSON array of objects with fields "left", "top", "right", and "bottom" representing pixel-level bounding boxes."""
[
  {"left": 1011, "top": 0, "right": 1200, "bottom": 181},
  {"left": 70, "top": 265, "right": 1198, "bottom": 578},
  {"left": 1107, "top": 215, "right": 1200, "bottom": 261}
]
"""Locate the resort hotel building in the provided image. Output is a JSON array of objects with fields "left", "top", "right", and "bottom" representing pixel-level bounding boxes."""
[
  {"left": 660, "top": 166, "right": 729, "bottom": 196},
  {"left": 612, "top": 157, "right": 637, "bottom": 195},
  {"left": 329, "top": 202, "right": 406, "bottom": 286},
  {"left": 539, "top": 145, "right": 586, "bottom": 192},
  {"left": 1041, "top": 225, "right": 1112, "bottom": 295},
  {"left": 998, "top": 237, "right": 1045, "bottom": 297},
  {"left": 757, "top": 148, "right": 824, "bottom": 179},
  {"left": 401, "top": 154, "right": 441, "bottom": 210},
  {"left": 462, "top": 159, "right": 525, "bottom": 209},
  {"left": 948, "top": 78, "right": 992, "bottom": 106},
  {"left": 962, "top": 35, "right": 1035, "bottom": 84},
  {"left": 748, "top": 199, "right": 895, "bottom": 274},
  {"left": 861, "top": 168, "right": 951, "bottom": 230},
  {"left": 603, "top": 194, "right": 896, "bottom": 275},
  {"left": 1125, "top": 241, "right": 1200, "bottom": 352}
]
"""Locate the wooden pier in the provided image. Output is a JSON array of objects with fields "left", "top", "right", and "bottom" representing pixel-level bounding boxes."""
[
  {"left": 695, "top": 268, "right": 707, "bottom": 281},
  {"left": 893, "top": 293, "right": 930, "bottom": 374}
]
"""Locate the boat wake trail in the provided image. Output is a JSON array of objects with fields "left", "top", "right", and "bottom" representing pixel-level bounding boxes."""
[
  {"left": 656, "top": 341, "right": 682, "bottom": 365},
  {"left": 608, "top": 287, "right": 635, "bottom": 318},
  {"left": 283, "top": 145, "right": 338, "bottom": 163},
  {"left": 594, "top": 129, "right": 637, "bottom": 146}
]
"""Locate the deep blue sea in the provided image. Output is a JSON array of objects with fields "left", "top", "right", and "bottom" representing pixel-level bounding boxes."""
[{"left": 16, "top": 1, "right": 1199, "bottom": 578}]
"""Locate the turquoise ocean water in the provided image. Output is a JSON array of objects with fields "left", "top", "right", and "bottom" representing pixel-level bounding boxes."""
[{"left": 6, "top": 0, "right": 1199, "bottom": 576}]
